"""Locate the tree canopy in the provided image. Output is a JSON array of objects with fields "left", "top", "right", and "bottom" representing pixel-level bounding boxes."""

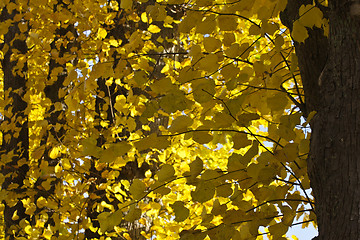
[{"left": 0, "top": 0, "right": 335, "bottom": 239}]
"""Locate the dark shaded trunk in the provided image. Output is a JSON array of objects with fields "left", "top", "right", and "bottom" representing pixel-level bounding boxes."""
[
  {"left": 32, "top": 21, "right": 78, "bottom": 235},
  {"left": 84, "top": 78, "right": 128, "bottom": 239},
  {"left": 282, "top": 0, "right": 360, "bottom": 239},
  {"left": 0, "top": 3, "right": 30, "bottom": 238},
  {"left": 308, "top": 2, "right": 360, "bottom": 239}
]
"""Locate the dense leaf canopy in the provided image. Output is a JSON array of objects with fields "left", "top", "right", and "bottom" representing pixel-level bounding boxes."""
[{"left": 0, "top": 0, "right": 329, "bottom": 239}]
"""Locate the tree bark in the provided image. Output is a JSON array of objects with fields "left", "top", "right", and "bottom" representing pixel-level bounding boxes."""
[
  {"left": 308, "top": 1, "right": 360, "bottom": 239},
  {"left": 0, "top": 3, "right": 30, "bottom": 238},
  {"left": 282, "top": 0, "right": 360, "bottom": 239}
]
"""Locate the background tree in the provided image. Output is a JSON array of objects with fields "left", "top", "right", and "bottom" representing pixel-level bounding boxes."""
[{"left": 0, "top": 0, "right": 358, "bottom": 239}]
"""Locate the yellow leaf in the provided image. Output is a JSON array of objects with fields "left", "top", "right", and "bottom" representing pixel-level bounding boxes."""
[
  {"left": 153, "top": 186, "right": 171, "bottom": 196},
  {"left": 257, "top": 167, "right": 277, "bottom": 184},
  {"left": 12, "top": 210, "right": 19, "bottom": 220},
  {"left": 268, "top": 222, "right": 289, "bottom": 238},
  {"left": 98, "top": 212, "right": 111, "bottom": 233},
  {"left": 170, "top": 201, "right": 189, "bottom": 222},
  {"left": 192, "top": 78, "right": 216, "bottom": 103},
  {"left": 134, "top": 133, "right": 170, "bottom": 152},
  {"left": 227, "top": 153, "right": 246, "bottom": 172},
  {"left": 217, "top": 15, "right": 238, "bottom": 31},
  {"left": 178, "top": 66, "right": 201, "bottom": 84},
  {"left": 196, "top": 15, "right": 216, "bottom": 34},
  {"left": 41, "top": 179, "right": 52, "bottom": 191},
  {"left": 203, "top": 37, "right": 222, "bottom": 53},
  {"left": 49, "top": 146, "right": 61, "bottom": 159},
  {"left": 275, "top": 34, "right": 285, "bottom": 52},
  {"left": 98, "top": 28, "right": 107, "bottom": 39},
  {"left": 210, "top": 224, "right": 236, "bottom": 240},
  {"left": 18, "top": 22, "right": 28, "bottom": 32},
  {"left": 243, "top": 141, "right": 259, "bottom": 163},
  {"left": 216, "top": 183, "right": 233, "bottom": 197},
  {"left": 82, "top": 137, "right": 101, "bottom": 158},
  {"left": 222, "top": 32, "right": 235, "bottom": 46},
  {"left": 302, "top": 110, "right": 317, "bottom": 127},
  {"left": 299, "top": 5, "right": 323, "bottom": 28},
  {"left": 261, "top": 21, "right": 278, "bottom": 36},
  {"left": 189, "top": 157, "right": 203, "bottom": 178},
  {"left": 232, "top": 133, "right": 252, "bottom": 149},
  {"left": 192, "top": 129, "right": 213, "bottom": 144},
  {"left": 25, "top": 225, "right": 33, "bottom": 234},
  {"left": 291, "top": 21, "right": 309, "bottom": 43},
  {"left": 123, "top": 233, "right": 132, "bottom": 240},
  {"left": 115, "top": 142, "right": 132, "bottom": 156},
  {"left": 211, "top": 199, "right": 227, "bottom": 216},
  {"left": 141, "top": 12, "right": 148, "bottom": 23},
  {"left": 191, "top": 181, "right": 215, "bottom": 203},
  {"left": 151, "top": 78, "right": 176, "bottom": 94},
  {"left": 156, "top": 164, "right": 175, "bottom": 182},
  {"left": 221, "top": 64, "right": 240, "bottom": 80},
  {"left": 124, "top": 205, "right": 142, "bottom": 222},
  {"left": 99, "top": 148, "right": 116, "bottom": 163},
  {"left": 213, "top": 112, "right": 235, "bottom": 128},
  {"left": 257, "top": 6, "right": 271, "bottom": 20},
  {"left": 224, "top": 43, "right": 240, "bottom": 58},
  {"left": 159, "top": 90, "right": 194, "bottom": 113},
  {"left": 148, "top": 25, "right": 161, "bottom": 33},
  {"left": 120, "top": 0, "right": 132, "bottom": 10},
  {"left": 198, "top": 53, "right": 219, "bottom": 73},
  {"left": 99, "top": 142, "right": 131, "bottom": 163},
  {"left": 109, "top": 39, "right": 120, "bottom": 47},
  {"left": 277, "top": 124, "right": 296, "bottom": 141},
  {"left": 168, "top": 115, "right": 193, "bottom": 133},
  {"left": 36, "top": 197, "right": 47, "bottom": 208},
  {"left": 222, "top": 209, "right": 246, "bottom": 225},
  {"left": 249, "top": 25, "right": 261, "bottom": 35},
  {"left": 267, "top": 92, "right": 288, "bottom": 112},
  {"left": 299, "top": 139, "right": 310, "bottom": 155},
  {"left": 129, "top": 179, "right": 146, "bottom": 200},
  {"left": 274, "top": 143, "right": 298, "bottom": 162},
  {"left": 43, "top": 229, "right": 53, "bottom": 240},
  {"left": 132, "top": 70, "right": 147, "bottom": 86},
  {"left": 237, "top": 113, "right": 260, "bottom": 127}
]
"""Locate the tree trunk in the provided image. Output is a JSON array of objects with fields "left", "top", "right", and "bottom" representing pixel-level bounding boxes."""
[
  {"left": 282, "top": 1, "right": 360, "bottom": 239},
  {"left": 0, "top": 3, "right": 30, "bottom": 238},
  {"left": 308, "top": 2, "right": 360, "bottom": 239}
]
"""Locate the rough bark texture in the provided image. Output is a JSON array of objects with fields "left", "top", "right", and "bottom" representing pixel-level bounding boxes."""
[{"left": 282, "top": 0, "right": 360, "bottom": 239}]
